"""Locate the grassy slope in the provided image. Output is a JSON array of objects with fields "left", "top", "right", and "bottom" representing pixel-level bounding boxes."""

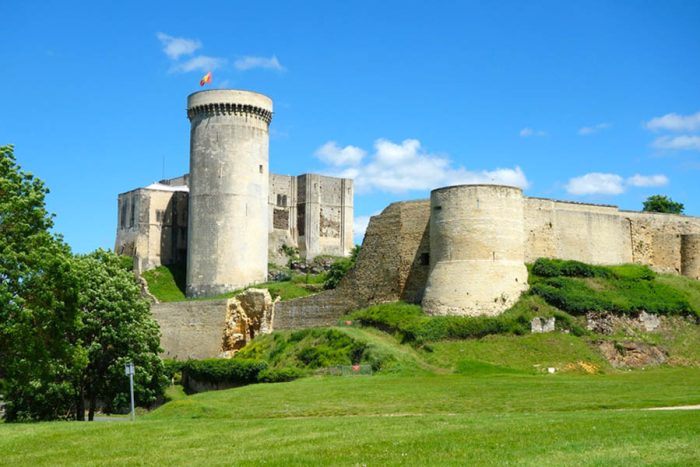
[
  {"left": 2, "top": 368, "right": 700, "bottom": 465},
  {"left": 142, "top": 263, "right": 317, "bottom": 303}
]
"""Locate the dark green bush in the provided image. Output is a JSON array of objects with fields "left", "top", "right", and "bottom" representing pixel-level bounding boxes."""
[
  {"left": 181, "top": 359, "right": 267, "bottom": 385},
  {"left": 349, "top": 303, "right": 530, "bottom": 345},
  {"left": 163, "top": 359, "right": 184, "bottom": 383},
  {"left": 257, "top": 367, "right": 305, "bottom": 383},
  {"left": 531, "top": 258, "right": 611, "bottom": 279},
  {"left": 323, "top": 245, "right": 361, "bottom": 290},
  {"left": 530, "top": 276, "right": 693, "bottom": 316}
]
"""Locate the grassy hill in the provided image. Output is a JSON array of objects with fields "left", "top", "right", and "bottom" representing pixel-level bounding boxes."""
[{"left": 2, "top": 259, "right": 700, "bottom": 464}]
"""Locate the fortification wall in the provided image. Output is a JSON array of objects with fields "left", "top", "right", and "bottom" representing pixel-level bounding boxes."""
[
  {"left": 273, "top": 200, "right": 431, "bottom": 329},
  {"left": 524, "top": 198, "right": 632, "bottom": 265},
  {"left": 152, "top": 300, "right": 229, "bottom": 360},
  {"left": 681, "top": 234, "right": 700, "bottom": 280},
  {"left": 423, "top": 185, "right": 528, "bottom": 316}
]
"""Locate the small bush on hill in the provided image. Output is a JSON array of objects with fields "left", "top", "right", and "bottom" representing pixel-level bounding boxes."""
[
  {"left": 324, "top": 245, "right": 361, "bottom": 290},
  {"left": 181, "top": 359, "right": 267, "bottom": 385},
  {"left": 529, "top": 258, "right": 694, "bottom": 317},
  {"left": 257, "top": 367, "right": 305, "bottom": 383},
  {"left": 349, "top": 303, "right": 532, "bottom": 345}
]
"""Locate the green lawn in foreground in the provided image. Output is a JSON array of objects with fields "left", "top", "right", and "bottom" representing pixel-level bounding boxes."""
[{"left": 2, "top": 368, "right": 699, "bottom": 465}]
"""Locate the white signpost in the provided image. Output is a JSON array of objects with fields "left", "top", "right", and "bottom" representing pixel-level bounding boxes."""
[{"left": 124, "top": 362, "right": 135, "bottom": 421}]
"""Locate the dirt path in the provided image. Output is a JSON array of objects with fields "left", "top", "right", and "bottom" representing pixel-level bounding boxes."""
[{"left": 643, "top": 404, "right": 700, "bottom": 411}]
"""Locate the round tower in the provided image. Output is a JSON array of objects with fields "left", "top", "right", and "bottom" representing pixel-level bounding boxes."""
[
  {"left": 186, "top": 90, "right": 273, "bottom": 297},
  {"left": 681, "top": 234, "right": 700, "bottom": 280},
  {"left": 422, "top": 184, "right": 528, "bottom": 316}
]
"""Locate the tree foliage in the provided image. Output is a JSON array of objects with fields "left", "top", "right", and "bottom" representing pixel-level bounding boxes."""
[
  {"left": 72, "top": 250, "right": 167, "bottom": 420},
  {"left": 0, "top": 145, "right": 165, "bottom": 421},
  {"left": 324, "top": 245, "right": 361, "bottom": 290},
  {"left": 642, "top": 195, "right": 684, "bottom": 214},
  {"left": 0, "top": 144, "right": 84, "bottom": 421}
]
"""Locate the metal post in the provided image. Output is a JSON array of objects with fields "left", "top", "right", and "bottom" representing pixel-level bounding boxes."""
[{"left": 125, "top": 362, "right": 135, "bottom": 421}]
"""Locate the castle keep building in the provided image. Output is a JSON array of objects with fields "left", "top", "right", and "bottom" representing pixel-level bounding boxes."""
[{"left": 115, "top": 90, "right": 353, "bottom": 297}]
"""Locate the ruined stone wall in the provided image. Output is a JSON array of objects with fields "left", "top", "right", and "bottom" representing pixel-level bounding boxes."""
[
  {"left": 152, "top": 300, "right": 229, "bottom": 360},
  {"left": 624, "top": 211, "right": 700, "bottom": 274},
  {"left": 296, "top": 174, "right": 353, "bottom": 259},
  {"left": 273, "top": 200, "right": 431, "bottom": 330},
  {"left": 115, "top": 188, "right": 187, "bottom": 274},
  {"left": 524, "top": 198, "right": 632, "bottom": 265}
]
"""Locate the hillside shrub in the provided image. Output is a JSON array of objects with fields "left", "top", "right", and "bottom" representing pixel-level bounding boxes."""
[
  {"left": 257, "top": 367, "right": 305, "bottom": 383},
  {"left": 529, "top": 259, "right": 693, "bottom": 316},
  {"left": 324, "top": 245, "right": 361, "bottom": 290},
  {"left": 349, "top": 303, "right": 530, "bottom": 345},
  {"left": 181, "top": 359, "right": 267, "bottom": 385}
]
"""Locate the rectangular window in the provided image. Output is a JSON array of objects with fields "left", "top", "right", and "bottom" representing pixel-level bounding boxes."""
[
  {"left": 120, "top": 200, "right": 127, "bottom": 229},
  {"left": 156, "top": 209, "right": 164, "bottom": 223},
  {"left": 259, "top": 164, "right": 263, "bottom": 174},
  {"left": 130, "top": 199, "right": 136, "bottom": 228}
]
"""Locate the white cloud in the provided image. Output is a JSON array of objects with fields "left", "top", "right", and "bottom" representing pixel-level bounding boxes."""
[
  {"left": 652, "top": 135, "right": 700, "bottom": 151},
  {"left": 315, "top": 142, "right": 366, "bottom": 166},
  {"left": 319, "top": 138, "right": 529, "bottom": 194},
  {"left": 578, "top": 122, "right": 612, "bottom": 136},
  {"left": 353, "top": 215, "right": 373, "bottom": 244},
  {"left": 171, "top": 55, "right": 226, "bottom": 73},
  {"left": 156, "top": 32, "right": 202, "bottom": 60},
  {"left": 234, "top": 55, "right": 285, "bottom": 71},
  {"left": 566, "top": 172, "right": 670, "bottom": 195},
  {"left": 627, "top": 174, "right": 668, "bottom": 187},
  {"left": 565, "top": 173, "right": 625, "bottom": 195},
  {"left": 519, "top": 127, "right": 547, "bottom": 137},
  {"left": 646, "top": 111, "right": 700, "bottom": 132}
]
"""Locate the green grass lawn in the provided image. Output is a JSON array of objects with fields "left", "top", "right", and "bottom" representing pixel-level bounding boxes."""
[{"left": 2, "top": 368, "right": 699, "bottom": 465}]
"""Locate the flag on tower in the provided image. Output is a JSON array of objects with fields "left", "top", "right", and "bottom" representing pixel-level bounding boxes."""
[{"left": 200, "top": 71, "right": 212, "bottom": 87}]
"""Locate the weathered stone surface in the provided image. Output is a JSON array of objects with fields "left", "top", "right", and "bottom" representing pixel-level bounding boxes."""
[
  {"left": 598, "top": 341, "right": 667, "bottom": 368},
  {"left": 531, "top": 317, "right": 556, "bottom": 333},
  {"left": 587, "top": 313, "right": 616, "bottom": 335},
  {"left": 152, "top": 299, "right": 229, "bottom": 360},
  {"left": 221, "top": 288, "right": 277, "bottom": 357},
  {"left": 638, "top": 311, "right": 661, "bottom": 332}
]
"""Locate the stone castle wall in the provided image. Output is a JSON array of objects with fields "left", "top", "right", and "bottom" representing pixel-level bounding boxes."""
[{"left": 274, "top": 189, "right": 700, "bottom": 324}]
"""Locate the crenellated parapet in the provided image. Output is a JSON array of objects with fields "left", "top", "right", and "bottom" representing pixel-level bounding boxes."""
[
  {"left": 186, "top": 89, "right": 273, "bottom": 126},
  {"left": 187, "top": 102, "right": 273, "bottom": 125}
]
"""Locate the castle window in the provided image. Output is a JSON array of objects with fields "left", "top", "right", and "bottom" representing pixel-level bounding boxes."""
[
  {"left": 276, "top": 194, "right": 287, "bottom": 207},
  {"left": 156, "top": 209, "right": 164, "bottom": 223},
  {"left": 130, "top": 199, "right": 136, "bottom": 228},
  {"left": 420, "top": 253, "right": 430, "bottom": 265},
  {"left": 120, "top": 200, "right": 127, "bottom": 229},
  {"left": 259, "top": 164, "right": 263, "bottom": 174}
]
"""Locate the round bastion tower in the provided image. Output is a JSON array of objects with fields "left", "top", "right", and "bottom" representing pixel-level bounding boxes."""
[
  {"left": 681, "top": 234, "right": 700, "bottom": 280},
  {"left": 186, "top": 90, "right": 273, "bottom": 297},
  {"left": 422, "top": 184, "right": 529, "bottom": 316}
]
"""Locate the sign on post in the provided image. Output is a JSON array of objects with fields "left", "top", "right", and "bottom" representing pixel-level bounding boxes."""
[{"left": 124, "top": 362, "right": 135, "bottom": 421}]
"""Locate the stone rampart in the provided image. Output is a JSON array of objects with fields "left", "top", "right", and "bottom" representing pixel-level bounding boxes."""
[{"left": 152, "top": 300, "right": 229, "bottom": 360}]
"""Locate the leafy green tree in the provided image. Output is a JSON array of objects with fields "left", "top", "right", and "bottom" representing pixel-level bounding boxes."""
[
  {"left": 324, "top": 245, "right": 361, "bottom": 290},
  {"left": 0, "top": 145, "right": 85, "bottom": 421},
  {"left": 72, "top": 250, "right": 167, "bottom": 420},
  {"left": 1, "top": 146, "right": 166, "bottom": 421},
  {"left": 642, "top": 195, "right": 684, "bottom": 214}
]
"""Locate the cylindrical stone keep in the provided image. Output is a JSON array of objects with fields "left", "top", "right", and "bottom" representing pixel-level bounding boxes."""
[
  {"left": 422, "top": 185, "right": 529, "bottom": 316},
  {"left": 681, "top": 234, "right": 700, "bottom": 280},
  {"left": 186, "top": 90, "right": 273, "bottom": 297}
]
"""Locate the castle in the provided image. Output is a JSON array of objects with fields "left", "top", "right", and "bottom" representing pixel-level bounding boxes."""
[
  {"left": 115, "top": 89, "right": 700, "bottom": 359},
  {"left": 115, "top": 90, "right": 353, "bottom": 297}
]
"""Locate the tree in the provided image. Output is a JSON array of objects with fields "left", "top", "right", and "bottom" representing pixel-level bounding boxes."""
[
  {"left": 0, "top": 144, "right": 85, "bottom": 421},
  {"left": 1, "top": 146, "right": 166, "bottom": 421},
  {"left": 323, "top": 245, "right": 361, "bottom": 290},
  {"left": 72, "top": 250, "right": 167, "bottom": 420},
  {"left": 642, "top": 195, "right": 684, "bottom": 215}
]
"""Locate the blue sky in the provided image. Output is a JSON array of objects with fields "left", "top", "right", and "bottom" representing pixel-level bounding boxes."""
[{"left": 2, "top": 1, "right": 699, "bottom": 253}]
